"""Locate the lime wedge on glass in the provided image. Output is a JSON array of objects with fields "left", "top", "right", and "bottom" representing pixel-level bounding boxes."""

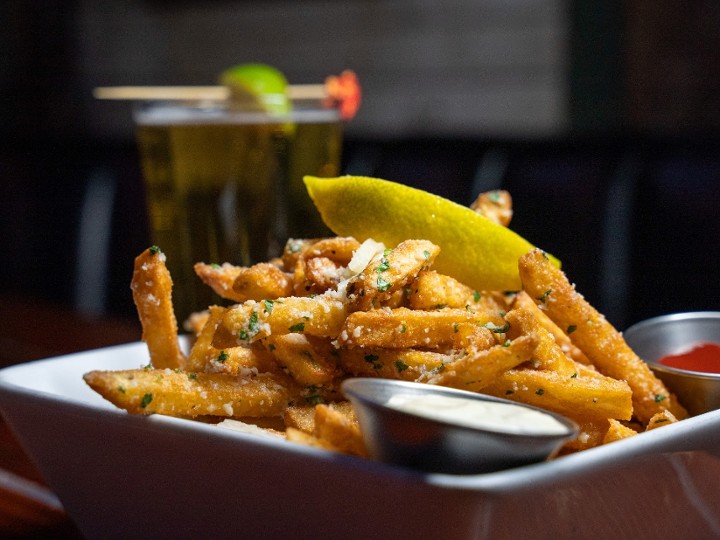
[
  {"left": 304, "top": 175, "right": 560, "bottom": 292},
  {"left": 219, "top": 63, "right": 291, "bottom": 115}
]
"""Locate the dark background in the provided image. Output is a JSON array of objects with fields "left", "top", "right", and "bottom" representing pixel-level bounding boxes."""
[{"left": 2, "top": 0, "right": 719, "bottom": 333}]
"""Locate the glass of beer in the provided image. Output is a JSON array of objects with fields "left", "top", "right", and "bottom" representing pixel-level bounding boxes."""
[{"left": 134, "top": 96, "right": 343, "bottom": 320}]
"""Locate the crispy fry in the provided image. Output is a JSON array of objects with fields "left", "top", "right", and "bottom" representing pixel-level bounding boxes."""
[
  {"left": 83, "top": 369, "right": 296, "bottom": 417},
  {"left": 646, "top": 410, "right": 678, "bottom": 431},
  {"left": 266, "top": 333, "right": 338, "bottom": 386},
  {"left": 338, "top": 348, "right": 450, "bottom": 380},
  {"left": 604, "top": 419, "right": 638, "bottom": 443},
  {"left": 293, "top": 256, "right": 348, "bottom": 296},
  {"left": 131, "top": 247, "right": 186, "bottom": 369},
  {"left": 407, "top": 270, "right": 489, "bottom": 311},
  {"left": 512, "top": 291, "right": 590, "bottom": 365},
  {"left": 470, "top": 189, "right": 513, "bottom": 226},
  {"left": 233, "top": 262, "right": 294, "bottom": 301},
  {"left": 518, "top": 248, "right": 687, "bottom": 424},
  {"left": 346, "top": 239, "right": 440, "bottom": 311},
  {"left": 504, "top": 307, "right": 577, "bottom": 376},
  {"left": 428, "top": 334, "right": 539, "bottom": 391},
  {"left": 285, "top": 427, "right": 339, "bottom": 452},
  {"left": 483, "top": 367, "right": 633, "bottom": 422},
  {"left": 193, "top": 262, "right": 245, "bottom": 302},
  {"left": 313, "top": 402, "right": 367, "bottom": 457},
  {"left": 214, "top": 292, "right": 349, "bottom": 348},
  {"left": 283, "top": 405, "right": 317, "bottom": 433},
  {"left": 338, "top": 307, "right": 506, "bottom": 349}
]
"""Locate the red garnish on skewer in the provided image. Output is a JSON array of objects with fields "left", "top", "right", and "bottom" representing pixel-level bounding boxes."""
[{"left": 324, "top": 70, "right": 362, "bottom": 121}]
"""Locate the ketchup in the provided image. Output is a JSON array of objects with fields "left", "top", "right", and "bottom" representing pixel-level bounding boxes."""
[{"left": 658, "top": 342, "right": 720, "bottom": 373}]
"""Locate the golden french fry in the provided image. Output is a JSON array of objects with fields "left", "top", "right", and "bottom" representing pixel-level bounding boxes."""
[
  {"left": 283, "top": 404, "right": 317, "bottom": 433},
  {"left": 407, "top": 270, "right": 486, "bottom": 311},
  {"left": 285, "top": 427, "right": 338, "bottom": 452},
  {"left": 337, "top": 307, "right": 506, "bottom": 349},
  {"left": 346, "top": 239, "right": 440, "bottom": 311},
  {"left": 193, "top": 262, "right": 245, "bottom": 302},
  {"left": 233, "top": 262, "right": 294, "bottom": 301},
  {"left": 603, "top": 419, "right": 638, "bottom": 443},
  {"left": 266, "top": 333, "right": 338, "bottom": 386},
  {"left": 313, "top": 403, "right": 367, "bottom": 457},
  {"left": 518, "top": 248, "right": 687, "bottom": 424},
  {"left": 338, "top": 348, "right": 450, "bottom": 380},
  {"left": 470, "top": 189, "right": 513, "bottom": 226},
  {"left": 646, "top": 410, "right": 678, "bottom": 431},
  {"left": 428, "top": 333, "right": 539, "bottom": 391},
  {"left": 282, "top": 237, "right": 360, "bottom": 270},
  {"left": 561, "top": 418, "right": 609, "bottom": 452},
  {"left": 293, "top": 256, "right": 347, "bottom": 296},
  {"left": 83, "top": 369, "right": 296, "bottom": 417},
  {"left": 131, "top": 247, "right": 186, "bottom": 369},
  {"left": 512, "top": 291, "right": 590, "bottom": 365},
  {"left": 183, "top": 309, "right": 210, "bottom": 336},
  {"left": 483, "top": 367, "right": 633, "bottom": 422},
  {"left": 504, "top": 307, "right": 577, "bottom": 377},
  {"left": 185, "top": 305, "right": 279, "bottom": 376},
  {"left": 451, "top": 323, "right": 497, "bottom": 351},
  {"left": 214, "top": 292, "right": 349, "bottom": 348}
]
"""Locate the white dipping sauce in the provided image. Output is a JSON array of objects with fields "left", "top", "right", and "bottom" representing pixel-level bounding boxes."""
[{"left": 386, "top": 393, "right": 569, "bottom": 436}]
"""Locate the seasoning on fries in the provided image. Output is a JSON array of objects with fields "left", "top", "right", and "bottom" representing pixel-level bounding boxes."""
[{"left": 84, "top": 190, "right": 689, "bottom": 462}]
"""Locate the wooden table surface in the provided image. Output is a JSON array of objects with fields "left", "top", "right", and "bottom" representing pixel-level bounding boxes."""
[{"left": 0, "top": 294, "right": 140, "bottom": 539}]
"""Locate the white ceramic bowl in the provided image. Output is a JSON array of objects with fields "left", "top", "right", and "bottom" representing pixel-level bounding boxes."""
[{"left": 1, "top": 341, "right": 720, "bottom": 539}]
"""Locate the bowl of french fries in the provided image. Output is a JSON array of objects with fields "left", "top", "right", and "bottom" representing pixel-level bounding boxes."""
[
  {"left": 624, "top": 311, "right": 720, "bottom": 416},
  {"left": 1, "top": 180, "right": 719, "bottom": 539}
]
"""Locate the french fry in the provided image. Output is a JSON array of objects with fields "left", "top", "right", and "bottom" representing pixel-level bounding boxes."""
[
  {"left": 293, "top": 256, "right": 348, "bottom": 296},
  {"left": 428, "top": 333, "right": 539, "bottom": 391},
  {"left": 346, "top": 239, "right": 440, "bottom": 311},
  {"left": 470, "top": 189, "right": 513, "bottom": 227},
  {"left": 604, "top": 419, "right": 638, "bottom": 443},
  {"left": 645, "top": 410, "right": 678, "bottom": 431},
  {"left": 283, "top": 404, "right": 317, "bottom": 433},
  {"left": 407, "top": 270, "right": 492, "bottom": 311},
  {"left": 214, "top": 292, "right": 349, "bottom": 348},
  {"left": 337, "top": 307, "right": 507, "bottom": 349},
  {"left": 518, "top": 248, "right": 688, "bottom": 424},
  {"left": 313, "top": 402, "right": 367, "bottom": 457},
  {"left": 512, "top": 291, "right": 590, "bottom": 365},
  {"left": 266, "top": 333, "right": 338, "bottom": 386},
  {"left": 193, "top": 262, "right": 245, "bottom": 302},
  {"left": 232, "top": 262, "right": 294, "bottom": 301},
  {"left": 483, "top": 367, "right": 633, "bottom": 422},
  {"left": 504, "top": 307, "right": 577, "bottom": 377},
  {"left": 338, "top": 348, "right": 450, "bottom": 380},
  {"left": 83, "top": 369, "right": 296, "bottom": 417},
  {"left": 131, "top": 247, "right": 186, "bottom": 369}
]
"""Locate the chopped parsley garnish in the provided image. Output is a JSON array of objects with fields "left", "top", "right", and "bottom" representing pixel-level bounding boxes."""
[
  {"left": 483, "top": 321, "right": 510, "bottom": 333},
  {"left": 217, "top": 351, "right": 229, "bottom": 363},
  {"left": 140, "top": 393, "right": 153, "bottom": 408},
  {"left": 118, "top": 386, "right": 126, "bottom": 394},
  {"left": 422, "top": 250, "right": 431, "bottom": 260},
  {"left": 149, "top": 245, "right": 161, "bottom": 255},
  {"left": 535, "top": 388, "right": 545, "bottom": 396},
  {"left": 306, "top": 395, "right": 324, "bottom": 405},
  {"left": 452, "top": 323, "right": 459, "bottom": 333},
  {"left": 567, "top": 324, "right": 577, "bottom": 334},
  {"left": 473, "top": 291, "right": 481, "bottom": 302},
  {"left": 399, "top": 323, "right": 407, "bottom": 333},
  {"left": 570, "top": 373, "right": 578, "bottom": 378},
  {"left": 239, "top": 311, "right": 261, "bottom": 341},
  {"left": 395, "top": 360, "right": 409, "bottom": 372},
  {"left": 537, "top": 289, "right": 552, "bottom": 303},
  {"left": 289, "top": 322, "right": 305, "bottom": 332},
  {"left": 210, "top": 263, "right": 221, "bottom": 270},
  {"left": 376, "top": 276, "right": 392, "bottom": 292},
  {"left": 188, "top": 373, "right": 197, "bottom": 380},
  {"left": 263, "top": 299, "right": 274, "bottom": 313},
  {"left": 376, "top": 258, "right": 390, "bottom": 273},
  {"left": 655, "top": 394, "right": 667, "bottom": 403},
  {"left": 364, "top": 354, "right": 379, "bottom": 364}
]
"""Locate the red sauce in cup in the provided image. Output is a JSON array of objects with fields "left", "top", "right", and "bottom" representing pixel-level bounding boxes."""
[{"left": 658, "top": 342, "right": 720, "bottom": 373}]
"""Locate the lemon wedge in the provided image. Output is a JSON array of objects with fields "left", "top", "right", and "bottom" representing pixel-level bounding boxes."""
[
  {"left": 303, "top": 175, "right": 559, "bottom": 292},
  {"left": 219, "top": 63, "right": 290, "bottom": 115}
]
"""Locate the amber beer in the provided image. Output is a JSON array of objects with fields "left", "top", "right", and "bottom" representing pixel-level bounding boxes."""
[{"left": 135, "top": 100, "right": 342, "bottom": 319}]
